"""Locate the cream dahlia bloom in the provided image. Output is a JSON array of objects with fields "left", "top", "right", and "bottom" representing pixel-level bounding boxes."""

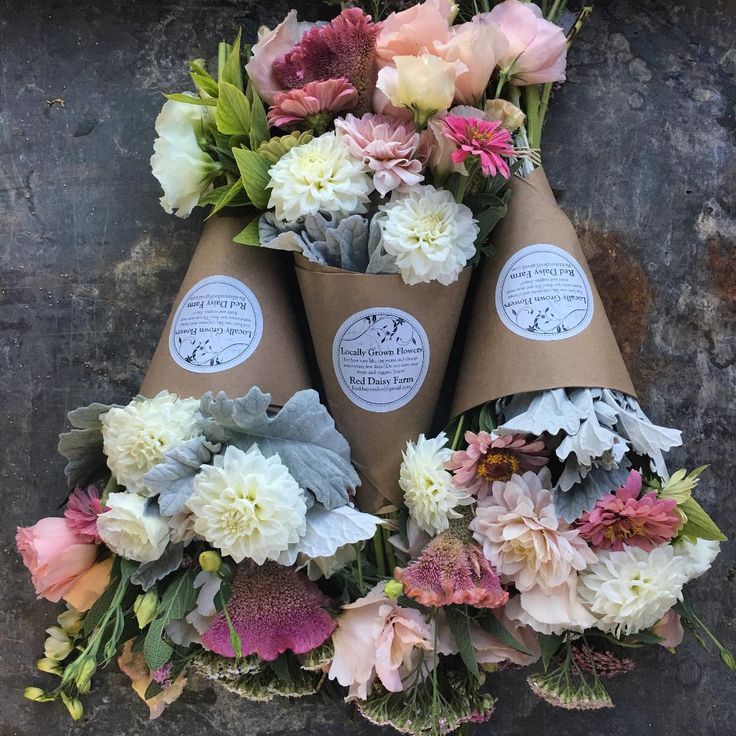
[
  {"left": 186, "top": 444, "right": 307, "bottom": 564},
  {"left": 578, "top": 545, "right": 689, "bottom": 637},
  {"left": 267, "top": 132, "right": 373, "bottom": 224},
  {"left": 150, "top": 95, "right": 217, "bottom": 218},
  {"left": 379, "top": 185, "right": 478, "bottom": 286},
  {"left": 97, "top": 492, "right": 170, "bottom": 563},
  {"left": 673, "top": 538, "right": 721, "bottom": 581},
  {"left": 101, "top": 392, "right": 201, "bottom": 495},
  {"left": 399, "top": 432, "right": 472, "bottom": 536},
  {"left": 470, "top": 469, "right": 596, "bottom": 592}
]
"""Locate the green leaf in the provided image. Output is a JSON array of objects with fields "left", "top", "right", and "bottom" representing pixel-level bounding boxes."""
[
  {"left": 164, "top": 93, "right": 217, "bottom": 107},
  {"left": 478, "top": 402, "right": 496, "bottom": 434},
  {"left": 656, "top": 465, "right": 709, "bottom": 504},
  {"left": 248, "top": 85, "right": 269, "bottom": 149},
  {"left": 189, "top": 60, "right": 219, "bottom": 97},
  {"left": 476, "top": 613, "right": 533, "bottom": 656},
  {"left": 215, "top": 81, "right": 251, "bottom": 136},
  {"left": 678, "top": 497, "right": 727, "bottom": 541},
  {"left": 232, "top": 217, "right": 261, "bottom": 246},
  {"left": 538, "top": 633, "right": 563, "bottom": 672},
  {"left": 446, "top": 607, "right": 480, "bottom": 680},
  {"left": 207, "top": 179, "right": 248, "bottom": 217},
  {"left": 232, "top": 148, "right": 271, "bottom": 210},
  {"left": 144, "top": 568, "right": 197, "bottom": 671},
  {"left": 220, "top": 30, "right": 243, "bottom": 90}
]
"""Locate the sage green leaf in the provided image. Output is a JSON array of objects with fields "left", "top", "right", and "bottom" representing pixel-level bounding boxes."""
[
  {"left": 233, "top": 148, "right": 271, "bottom": 210},
  {"left": 248, "top": 86, "right": 269, "bottom": 150},
  {"left": 446, "top": 606, "right": 480, "bottom": 679},
  {"left": 232, "top": 218, "right": 261, "bottom": 246},
  {"left": 207, "top": 179, "right": 248, "bottom": 217},
  {"left": 538, "top": 633, "right": 563, "bottom": 672},
  {"left": 164, "top": 93, "right": 217, "bottom": 107},
  {"left": 220, "top": 30, "right": 243, "bottom": 89},
  {"left": 215, "top": 81, "right": 251, "bottom": 136}
]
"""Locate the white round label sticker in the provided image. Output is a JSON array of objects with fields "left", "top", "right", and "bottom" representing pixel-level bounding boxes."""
[
  {"left": 169, "top": 275, "right": 263, "bottom": 373},
  {"left": 495, "top": 244, "right": 594, "bottom": 341},
  {"left": 332, "top": 308, "right": 430, "bottom": 413}
]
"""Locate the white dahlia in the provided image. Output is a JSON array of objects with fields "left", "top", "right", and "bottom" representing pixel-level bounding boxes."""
[
  {"left": 399, "top": 432, "right": 472, "bottom": 536},
  {"left": 186, "top": 444, "right": 307, "bottom": 564},
  {"left": 97, "top": 492, "right": 170, "bottom": 563},
  {"left": 578, "top": 545, "right": 689, "bottom": 637},
  {"left": 673, "top": 538, "right": 720, "bottom": 581},
  {"left": 267, "top": 132, "right": 373, "bottom": 224},
  {"left": 101, "top": 392, "right": 201, "bottom": 494},
  {"left": 378, "top": 185, "right": 478, "bottom": 286},
  {"left": 470, "top": 469, "right": 596, "bottom": 593}
]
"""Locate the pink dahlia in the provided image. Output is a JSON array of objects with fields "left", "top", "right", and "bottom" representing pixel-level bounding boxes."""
[
  {"left": 273, "top": 8, "right": 381, "bottom": 112},
  {"left": 442, "top": 116, "right": 515, "bottom": 178},
  {"left": 395, "top": 519, "right": 508, "bottom": 609},
  {"left": 576, "top": 470, "right": 680, "bottom": 551},
  {"left": 64, "top": 485, "right": 107, "bottom": 543},
  {"left": 201, "top": 561, "right": 336, "bottom": 661},
  {"left": 446, "top": 431, "right": 548, "bottom": 497},
  {"left": 268, "top": 78, "right": 358, "bottom": 131},
  {"left": 335, "top": 113, "right": 424, "bottom": 196}
]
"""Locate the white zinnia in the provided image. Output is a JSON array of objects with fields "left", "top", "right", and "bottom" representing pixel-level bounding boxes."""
[
  {"left": 673, "top": 538, "right": 721, "bottom": 581},
  {"left": 379, "top": 185, "right": 478, "bottom": 286},
  {"left": 101, "top": 392, "right": 201, "bottom": 495},
  {"left": 267, "top": 132, "right": 374, "bottom": 224},
  {"left": 97, "top": 492, "right": 170, "bottom": 563},
  {"left": 578, "top": 545, "right": 689, "bottom": 637},
  {"left": 150, "top": 95, "right": 217, "bottom": 218},
  {"left": 186, "top": 444, "right": 307, "bottom": 564},
  {"left": 399, "top": 432, "right": 472, "bottom": 536}
]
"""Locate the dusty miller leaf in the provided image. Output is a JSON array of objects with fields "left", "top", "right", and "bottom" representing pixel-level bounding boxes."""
[
  {"left": 131, "top": 544, "right": 185, "bottom": 591},
  {"left": 554, "top": 465, "right": 631, "bottom": 522}
]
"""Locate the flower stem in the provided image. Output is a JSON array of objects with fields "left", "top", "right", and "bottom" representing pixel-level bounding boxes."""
[
  {"left": 373, "top": 527, "right": 387, "bottom": 577},
  {"left": 454, "top": 174, "right": 469, "bottom": 204},
  {"left": 546, "top": 0, "right": 564, "bottom": 21},
  {"left": 383, "top": 525, "right": 397, "bottom": 574},
  {"left": 451, "top": 414, "right": 466, "bottom": 451},
  {"left": 494, "top": 71, "right": 509, "bottom": 99},
  {"left": 525, "top": 85, "right": 541, "bottom": 150}
]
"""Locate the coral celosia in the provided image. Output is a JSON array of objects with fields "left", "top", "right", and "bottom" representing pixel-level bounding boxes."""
[
  {"left": 268, "top": 78, "right": 358, "bottom": 132},
  {"left": 447, "top": 431, "right": 548, "bottom": 497},
  {"left": 395, "top": 518, "right": 508, "bottom": 609},
  {"left": 576, "top": 470, "right": 681, "bottom": 551},
  {"left": 201, "top": 561, "right": 336, "bottom": 661},
  {"left": 442, "top": 116, "right": 515, "bottom": 178},
  {"left": 64, "top": 485, "right": 106, "bottom": 543}
]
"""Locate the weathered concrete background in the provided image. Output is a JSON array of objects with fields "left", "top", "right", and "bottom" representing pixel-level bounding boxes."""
[{"left": 1, "top": 0, "right": 734, "bottom": 733}]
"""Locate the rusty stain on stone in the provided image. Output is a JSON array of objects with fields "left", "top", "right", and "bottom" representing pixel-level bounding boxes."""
[{"left": 706, "top": 235, "right": 736, "bottom": 304}]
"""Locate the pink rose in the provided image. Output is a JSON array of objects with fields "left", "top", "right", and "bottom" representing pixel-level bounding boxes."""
[
  {"left": 484, "top": 0, "right": 567, "bottom": 85},
  {"left": 16, "top": 517, "right": 98, "bottom": 602}
]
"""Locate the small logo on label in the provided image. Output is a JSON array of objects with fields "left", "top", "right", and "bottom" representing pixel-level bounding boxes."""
[
  {"left": 169, "top": 275, "right": 263, "bottom": 373},
  {"left": 332, "top": 308, "right": 430, "bottom": 414},
  {"left": 495, "top": 243, "right": 594, "bottom": 341}
]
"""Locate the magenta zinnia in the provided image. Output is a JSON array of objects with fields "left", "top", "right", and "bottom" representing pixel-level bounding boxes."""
[
  {"left": 576, "top": 470, "right": 681, "bottom": 551},
  {"left": 442, "top": 116, "right": 515, "bottom": 178},
  {"left": 394, "top": 519, "right": 508, "bottom": 609},
  {"left": 446, "top": 431, "right": 548, "bottom": 497},
  {"left": 268, "top": 78, "right": 358, "bottom": 131},
  {"left": 201, "top": 561, "right": 336, "bottom": 661}
]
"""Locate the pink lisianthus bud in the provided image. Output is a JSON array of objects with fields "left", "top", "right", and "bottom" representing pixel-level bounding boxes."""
[{"left": 653, "top": 609, "right": 685, "bottom": 649}]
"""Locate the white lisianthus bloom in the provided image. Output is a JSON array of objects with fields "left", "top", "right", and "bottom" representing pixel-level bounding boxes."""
[
  {"left": 399, "top": 432, "right": 472, "bottom": 536},
  {"left": 186, "top": 444, "right": 307, "bottom": 564},
  {"left": 673, "top": 538, "right": 721, "bottom": 581},
  {"left": 267, "top": 132, "right": 374, "bottom": 224},
  {"left": 150, "top": 95, "right": 217, "bottom": 218},
  {"left": 578, "top": 545, "right": 689, "bottom": 637},
  {"left": 97, "top": 492, "right": 171, "bottom": 563},
  {"left": 101, "top": 392, "right": 201, "bottom": 495},
  {"left": 379, "top": 185, "right": 478, "bottom": 286}
]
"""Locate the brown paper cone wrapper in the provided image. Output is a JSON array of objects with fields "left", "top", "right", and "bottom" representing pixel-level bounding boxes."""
[
  {"left": 140, "top": 216, "right": 311, "bottom": 405},
  {"left": 452, "top": 167, "right": 636, "bottom": 418},
  {"left": 295, "top": 256, "right": 471, "bottom": 513}
]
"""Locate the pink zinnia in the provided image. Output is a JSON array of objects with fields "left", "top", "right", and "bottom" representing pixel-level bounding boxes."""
[
  {"left": 442, "top": 116, "right": 515, "bottom": 178},
  {"left": 335, "top": 113, "right": 424, "bottom": 196},
  {"left": 200, "top": 561, "right": 336, "bottom": 661},
  {"left": 268, "top": 78, "right": 358, "bottom": 131},
  {"left": 64, "top": 485, "right": 107, "bottom": 543},
  {"left": 577, "top": 470, "right": 681, "bottom": 551},
  {"left": 395, "top": 520, "right": 508, "bottom": 609},
  {"left": 446, "top": 431, "right": 548, "bottom": 497},
  {"left": 273, "top": 8, "right": 381, "bottom": 112}
]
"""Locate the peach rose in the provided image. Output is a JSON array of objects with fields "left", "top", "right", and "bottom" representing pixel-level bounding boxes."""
[
  {"left": 16, "top": 517, "right": 98, "bottom": 602},
  {"left": 63, "top": 557, "right": 114, "bottom": 612}
]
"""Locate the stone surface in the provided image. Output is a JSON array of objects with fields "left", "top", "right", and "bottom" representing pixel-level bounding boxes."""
[{"left": 1, "top": 0, "right": 734, "bottom": 734}]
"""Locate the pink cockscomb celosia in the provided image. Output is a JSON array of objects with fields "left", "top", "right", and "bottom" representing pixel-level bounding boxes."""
[
  {"left": 394, "top": 518, "right": 508, "bottom": 609},
  {"left": 64, "top": 485, "right": 107, "bottom": 543},
  {"left": 335, "top": 113, "right": 424, "bottom": 196},
  {"left": 273, "top": 8, "right": 381, "bottom": 112},
  {"left": 442, "top": 116, "right": 515, "bottom": 178},
  {"left": 268, "top": 78, "right": 358, "bottom": 131},
  {"left": 576, "top": 470, "right": 681, "bottom": 551},
  {"left": 200, "top": 561, "right": 336, "bottom": 661},
  {"left": 447, "top": 430, "right": 548, "bottom": 497}
]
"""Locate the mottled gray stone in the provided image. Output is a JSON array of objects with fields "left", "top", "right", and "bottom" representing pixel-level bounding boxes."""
[{"left": 0, "top": 1, "right": 734, "bottom": 734}]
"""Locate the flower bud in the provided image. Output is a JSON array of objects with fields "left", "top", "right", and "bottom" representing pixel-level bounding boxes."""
[
  {"left": 57, "top": 608, "right": 83, "bottom": 637},
  {"left": 384, "top": 579, "right": 404, "bottom": 599},
  {"left": 61, "top": 692, "right": 84, "bottom": 721},
  {"left": 75, "top": 656, "right": 97, "bottom": 692},
  {"left": 199, "top": 550, "right": 222, "bottom": 573},
  {"left": 44, "top": 626, "right": 73, "bottom": 661},
  {"left": 23, "top": 686, "right": 48, "bottom": 702},
  {"left": 483, "top": 99, "right": 526, "bottom": 132},
  {"left": 720, "top": 648, "right": 736, "bottom": 671},
  {"left": 133, "top": 591, "right": 159, "bottom": 629},
  {"left": 37, "top": 657, "right": 63, "bottom": 676}
]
